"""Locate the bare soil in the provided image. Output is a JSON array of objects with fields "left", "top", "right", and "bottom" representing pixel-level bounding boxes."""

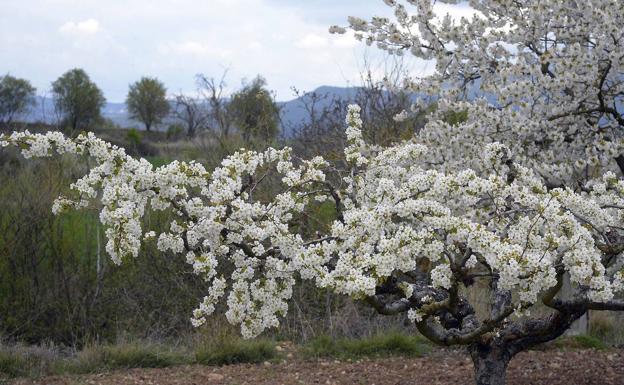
[{"left": 8, "top": 349, "right": 623, "bottom": 385}]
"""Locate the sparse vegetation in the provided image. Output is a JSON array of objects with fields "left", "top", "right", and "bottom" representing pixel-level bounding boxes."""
[
  {"left": 195, "top": 337, "right": 278, "bottom": 365},
  {"left": 554, "top": 335, "right": 608, "bottom": 351},
  {"left": 1, "top": 330, "right": 622, "bottom": 381},
  {"left": 302, "top": 331, "right": 431, "bottom": 360},
  {"left": 61, "top": 342, "right": 188, "bottom": 373}
]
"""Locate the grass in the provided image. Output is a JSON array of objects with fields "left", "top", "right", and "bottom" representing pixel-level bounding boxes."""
[
  {"left": 0, "top": 351, "right": 29, "bottom": 378},
  {"left": 0, "top": 343, "right": 61, "bottom": 379},
  {"left": 194, "top": 338, "right": 278, "bottom": 365},
  {"left": 0, "top": 337, "right": 280, "bottom": 379},
  {"left": 0, "top": 341, "right": 189, "bottom": 379},
  {"left": 302, "top": 331, "right": 431, "bottom": 360},
  {"left": 0, "top": 331, "right": 426, "bottom": 376},
  {"left": 58, "top": 343, "right": 189, "bottom": 373},
  {"left": 553, "top": 335, "right": 608, "bottom": 351},
  {"left": 144, "top": 155, "right": 174, "bottom": 168},
  {"left": 3, "top": 325, "right": 617, "bottom": 380},
  {"left": 588, "top": 312, "right": 624, "bottom": 347}
]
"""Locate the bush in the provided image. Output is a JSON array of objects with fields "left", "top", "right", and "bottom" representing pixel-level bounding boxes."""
[
  {"left": 0, "top": 351, "right": 28, "bottom": 378},
  {"left": 166, "top": 123, "right": 184, "bottom": 140},
  {"left": 554, "top": 335, "right": 608, "bottom": 351},
  {"left": 102, "top": 344, "right": 185, "bottom": 368},
  {"left": 0, "top": 343, "right": 60, "bottom": 379},
  {"left": 145, "top": 155, "right": 174, "bottom": 168},
  {"left": 588, "top": 312, "right": 624, "bottom": 347},
  {"left": 0, "top": 340, "right": 190, "bottom": 378},
  {"left": 302, "top": 331, "right": 430, "bottom": 360},
  {"left": 126, "top": 128, "right": 142, "bottom": 147},
  {"left": 195, "top": 337, "right": 278, "bottom": 365},
  {"left": 62, "top": 343, "right": 188, "bottom": 373}
]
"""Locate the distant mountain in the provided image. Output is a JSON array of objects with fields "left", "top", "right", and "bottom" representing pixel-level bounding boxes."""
[
  {"left": 278, "top": 86, "right": 363, "bottom": 137},
  {"left": 101, "top": 101, "right": 134, "bottom": 127},
  {"left": 23, "top": 97, "right": 141, "bottom": 128},
  {"left": 18, "top": 83, "right": 488, "bottom": 137},
  {"left": 21, "top": 87, "right": 366, "bottom": 135}
]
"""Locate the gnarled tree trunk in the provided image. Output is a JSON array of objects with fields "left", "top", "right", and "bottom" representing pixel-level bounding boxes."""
[{"left": 469, "top": 342, "right": 511, "bottom": 385}]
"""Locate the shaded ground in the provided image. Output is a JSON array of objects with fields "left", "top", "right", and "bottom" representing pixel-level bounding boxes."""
[{"left": 9, "top": 349, "right": 622, "bottom": 385}]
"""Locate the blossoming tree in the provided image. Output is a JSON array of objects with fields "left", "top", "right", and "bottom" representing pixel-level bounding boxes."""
[{"left": 2, "top": 1, "right": 624, "bottom": 384}]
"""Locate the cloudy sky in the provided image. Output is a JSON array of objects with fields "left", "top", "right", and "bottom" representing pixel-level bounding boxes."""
[{"left": 0, "top": 0, "right": 471, "bottom": 102}]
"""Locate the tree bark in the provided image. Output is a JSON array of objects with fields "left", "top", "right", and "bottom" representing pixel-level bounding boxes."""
[{"left": 469, "top": 342, "right": 511, "bottom": 385}]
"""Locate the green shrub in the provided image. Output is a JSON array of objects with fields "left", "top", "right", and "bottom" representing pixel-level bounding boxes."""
[
  {"left": 303, "top": 331, "right": 430, "bottom": 360},
  {"left": 554, "top": 334, "right": 608, "bottom": 351},
  {"left": 126, "top": 128, "right": 142, "bottom": 147},
  {"left": 195, "top": 338, "right": 278, "bottom": 365},
  {"left": 572, "top": 335, "right": 608, "bottom": 350},
  {"left": 59, "top": 343, "right": 188, "bottom": 374},
  {"left": 588, "top": 312, "right": 624, "bottom": 347},
  {"left": 0, "top": 350, "right": 28, "bottom": 378},
  {"left": 103, "top": 344, "right": 185, "bottom": 368},
  {"left": 145, "top": 155, "right": 174, "bottom": 168},
  {"left": 0, "top": 343, "right": 60, "bottom": 378},
  {"left": 166, "top": 123, "right": 184, "bottom": 140}
]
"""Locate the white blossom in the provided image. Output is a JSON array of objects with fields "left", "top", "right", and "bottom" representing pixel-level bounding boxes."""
[{"left": 3, "top": 0, "right": 624, "bottom": 340}]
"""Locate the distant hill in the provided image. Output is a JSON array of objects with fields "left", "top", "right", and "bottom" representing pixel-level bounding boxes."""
[
  {"left": 17, "top": 84, "right": 487, "bottom": 137},
  {"left": 23, "top": 97, "right": 139, "bottom": 128},
  {"left": 278, "top": 86, "right": 363, "bottom": 136},
  {"left": 20, "top": 87, "right": 366, "bottom": 136}
]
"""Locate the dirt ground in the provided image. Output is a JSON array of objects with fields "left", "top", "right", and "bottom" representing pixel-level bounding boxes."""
[{"left": 9, "top": 349, "right": 623, "bottom": 385}]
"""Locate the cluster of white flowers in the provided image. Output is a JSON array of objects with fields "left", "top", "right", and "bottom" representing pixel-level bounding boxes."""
[
  {"left": 407, "top": 308, "right": 425, "bottom": 323},
  {"left": 334, "top": 0, "right": 624, "bottom": 185},
  {"left": 3, "top": 103, "right": 624, "bottom": 337},
  {"left": 3, "top": 0, "right": 624, "bottom": 340}
]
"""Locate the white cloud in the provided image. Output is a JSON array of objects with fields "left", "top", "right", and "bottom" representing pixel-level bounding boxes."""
[
  {"left": 59, "top": 18, "right": 100, "bottom": 36},
  {"left": 295, "top": 33, "right": 328, "bottom": 49},
  {"left": 248, "top": 41, "right": 264, "bottom": 51},
  {"left": 331, "top": 33, "right": 358, "bottom": 48},
  {"left": 158, "top": 41, "right": 231, "bottom": 58},
  {"left": 1, "top": 0, "right": 472, "bottom": 101}
]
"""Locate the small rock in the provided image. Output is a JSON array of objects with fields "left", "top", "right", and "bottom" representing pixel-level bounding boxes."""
[{"left": 207, "top": 373, "right": 224, "bottom": 382}]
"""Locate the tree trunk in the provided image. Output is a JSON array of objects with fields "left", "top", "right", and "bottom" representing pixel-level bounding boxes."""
[
  {"left": 469, "top": 343, "right": 511, "bottom": 385},
  {"left": 561, "top": 273, "right": 587, "bottom": 335}
]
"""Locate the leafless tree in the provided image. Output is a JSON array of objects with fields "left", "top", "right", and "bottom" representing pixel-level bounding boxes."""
[
  {"left": 196, "top": 71, "right": 233, "bottom": 138},
  {"left": 172, "top": 94, "right": 209, "bottom": 138},
  {"left": 288, "top": 54, "right": 429, "bottom": 158},
  {"left": 354, "top": 54, "right": 429, "bottom": 145}
]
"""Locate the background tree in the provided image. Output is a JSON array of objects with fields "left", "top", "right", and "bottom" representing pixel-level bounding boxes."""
[
  {"left": 126, "top": 77, "right": 170, "bottom": 132},
  {"left": 0, "top": 74, "right": 36, "bottom": 130},
  {"left": 227, "top": 76, "right": 280, "bottom": 143},
  {"left": 196, "top": 72, "right": 233, "bottom": 139},
  {"left": 51, "top": 68, "right": 105, "bottom": 135},
  {"left": 173, "top": 94, "right": 208, "bottom": 138}
]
